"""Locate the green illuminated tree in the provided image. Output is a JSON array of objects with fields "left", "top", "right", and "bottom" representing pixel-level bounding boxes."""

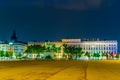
[
  {"left": 102, "top": 53, "right": 108, "bottom": 59},
  {"left": 116, "top": 53, "right": 120, "bottom": 59},
  {"left": 25, "top": 45, "right": 45, "bottom": 59},
  {"left": 85, "top": 52, "right": 91, "bottom": 60},
  {"left": 71, "top": 46, "right": 82, "bottom": 60},
  {"left": 4, "top": 51, "right": 13, "bottom": 60},
  {"left": 0, "top": 51, "right": 4, "bottom": 57},
  {"left": 93, "top": 53, "right": 100, "bottom": 60},
  {"left": 5, "top": 52, "right": 9, "bottom": 57},
  {"left": 45, "top": 43, "right": 58, "bottom": 59},
  {"left": 63, "top": 44, "right": 70, "bottom": 60},
  {"left": 63, "top": 44, "right": 82, "bottom": 60}
]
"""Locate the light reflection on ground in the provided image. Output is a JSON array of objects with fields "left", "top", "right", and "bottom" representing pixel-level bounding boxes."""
[{"left": 0, "top": 60, "right": 120, "bottom": 80}]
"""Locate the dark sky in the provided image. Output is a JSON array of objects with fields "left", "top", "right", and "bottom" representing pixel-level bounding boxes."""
[{"left": 0, "top": 0, "right": 120, "bottom": 42}]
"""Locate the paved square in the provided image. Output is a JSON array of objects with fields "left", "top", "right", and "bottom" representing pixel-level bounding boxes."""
[{"left": 0, "top": 60, "right": 120, "bottom": 80}]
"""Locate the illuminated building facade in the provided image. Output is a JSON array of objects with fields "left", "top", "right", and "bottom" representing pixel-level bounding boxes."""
[
  {"left": 62, "top": 39, "right": 118, "bottom": 54},
  {"left": 28, "top": 41, "right": 42, "bottom": 46},
  {"left": 0, "top": 40, "right": 27, "bottom": 60},
  {"left": 0, "top": 41, "right": 11, "bottom": 52},
  {"left": 9, "top": 41, "right": 27, "bottom": 55},
  {"left": 9, "top": 30, "right": 27, "bottom": 56}
]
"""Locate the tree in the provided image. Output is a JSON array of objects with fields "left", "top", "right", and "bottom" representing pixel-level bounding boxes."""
[
  {"left": 45, "top": 43, "right": 58, "bottom": 59},
  {"left": 93, "top": 53, "right": 100, "bottom": 60},
  {"left": 63, "top": 44, "right": 82, "bottom": 60},
  {"left": 63, "top": 44, "right": 70, "bottom": 60},
  {"left": 70, "top": 46, "right": 82, "bottom": 60},
  {"left": 8, "top": 51, "right": 13, "bottom": 59},
  {"left": 16, "top": 53, "right": 22, "bottom": 59},
  {"left": 25, "top": 45, "right": 45, "bottom": 59},
  {"left": 25, "top": 45, "right": 33, "bottom": 54},
  {"left": 0, "top": 51, "right": 5, "bottom": 57},
  {"left": 70, "top": 46, "right": 83, "bottom": 60},
  {"left": 54, "top": 46, "right": 61, "bottom": 59},
  {"left": 116, "top": 53, "right": 120, "bottom": 59},
  {"left": 85, "top": 52, "right": 91, "bottom": 60},
  {"left": 0, "top": 51, "right": 13, "bottom": 60},
  {"left": 4, "top": 51, "right": 13, "bottom": 60},
  {"left": 102, "top": 53, "right": 108, "bottom": 60},
  {"left": 56, "top": 47, "right": 61, "bottom": 53},
  {"left": 5, "top": 52, "right": 10, "bottom": 57},
  {"left": 76, "top": 47, "right": 83, "bottom": 59},
  {"left": 5, "top": 51, "right": 9, "bottom": 60},
  {"left": 34, "top": 45, "right": 44, "bottom": 58},
  {"left": 67, "top": 46, "right": 74, "bottom": 60}
]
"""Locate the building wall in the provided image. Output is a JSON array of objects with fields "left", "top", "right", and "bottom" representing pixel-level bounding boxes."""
[
  {"left": 62, "top": 39, "right": 118, "bottom": 54},
  {"left": 28, "top": 41, "right": 43, "bottom": 46},
  {"left": 81, "top": 41, "right": 117, "bottom": 54},
  {"left": 0, "top": 44, "right": 11, "bottom": 52},
  {"left": 13, "top": 43, "right": 27, "bottom": 55},
  {"left": 62, "top": 39, "right": 81, "bottom": 43}
]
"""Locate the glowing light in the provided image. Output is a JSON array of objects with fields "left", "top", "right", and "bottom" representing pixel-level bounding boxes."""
[{"left": 9, "top": 42, "right": 13, "bottom": 45}]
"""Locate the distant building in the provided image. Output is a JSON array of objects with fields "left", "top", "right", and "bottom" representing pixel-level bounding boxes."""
[
  {"left": 62, "top": 39, "right": 118, "bottom": 54},
  {"left": 28, "top": 41, "right": 42, "bottom": 46},
  {"left": 0, "top": 41, "right": 11, "bottom": 52},
  {"left": 28, "top": 39, "right": 118, "bottom": 58},
  {"left": 9, "top": 30, "right": 27, "bottom": 56},
  {"left": 9, "top": 41, "right": 27, "bottom": 56}
]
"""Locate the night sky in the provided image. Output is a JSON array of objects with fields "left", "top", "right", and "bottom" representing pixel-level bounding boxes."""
[{"left": 0, "top": 0, "right": 120, "bottom": 42}]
